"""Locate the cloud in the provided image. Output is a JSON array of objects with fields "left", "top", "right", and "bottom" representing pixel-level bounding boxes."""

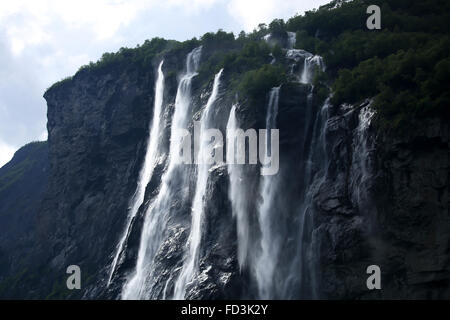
[
  {"left": 0, "top": 0, "right": 327, "bottom": 153},
  {"left": 39, "top": 130, "right": 48, "bottom": 142},
  {"left": 0, "top": 1, "right": 145, "bottom": 57},
  {"left": 0, "top": 139, "right": 16, "bottom": 168},
  {"left": 227, "top": 0, "right": 330, "bottom": 31}
]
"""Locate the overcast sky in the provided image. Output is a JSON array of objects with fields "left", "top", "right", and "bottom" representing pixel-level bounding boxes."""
[{"left": 0, "top": 0, "right": 329, "bottom": 167}]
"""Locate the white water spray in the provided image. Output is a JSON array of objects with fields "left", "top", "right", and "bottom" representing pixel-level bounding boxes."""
[
  {"left": 226, "top": 104, "right": 251, "bottom": 269},
  {"left": 351, "top": 104, "right": 375, "bottom": 207},
  {"left": 108, "top": 60, "right": 165, "bottom": 286},
  {"left": 287, "top": 31, "right": 296, "bottom": 49},
  {"left": 122, "top": 47, "right": 202, "bottom": 299},
  {"left": 255, "top": 87, "right": 280, "bottom": 299},
  {"left": 173, "top": 69, "right": 224, "bottom": 299},
  {"left": 300, "top": 55, "right": 325, "bottom": 84}
]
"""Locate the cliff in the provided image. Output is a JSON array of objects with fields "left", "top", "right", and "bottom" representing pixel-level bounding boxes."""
[{"left": 0, "top": 0, "right": 448, "bottom": 299}]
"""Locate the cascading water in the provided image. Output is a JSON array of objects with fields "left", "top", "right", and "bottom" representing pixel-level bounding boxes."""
[
  {"left": 108, "top": 60, "right": 165, "bottom": 286},
  {"left": 122, "top": 46, "right": 202, "bottom": 299},
  {"left": 287, "top": 98, "right": 330, "bottom": 299},
  {"left": 351, "top": 104, "right": 375, "bottom": 208},
  {"left": 173, "top": 69, "right": 224, "bottom": 299},
  {"left": 292, "top": 54, "right": 328, "bottom": 299},
  {"left": 226, "top": 104, "right": 250, "bottom": 269},
  {"left": 285, "top": 48, "right": 324, "bottom": 84},
  {"left": 112, "top": 41, "right": 371, "bottom": 301},
  {"left": 251, "top": 51, "right": 329, "bottom": 299},
  {"left": 300, "top": 55, "right": 325, "bottom": 84},
  {"left": 287, "top": 31, "right": 296, "bottom": 49},
  {"left": 254, "top": 87, "right": 281, "bottom": 299}
]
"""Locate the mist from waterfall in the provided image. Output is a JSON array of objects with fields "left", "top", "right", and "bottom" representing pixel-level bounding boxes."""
[
  {"left": 289, "top": 54, "right": 328, "bottom": 299},
  {"left": 251, "top": 50, "right": 330, "bottom": 298},
  {"left": 254, "top": 87, "right": 281, "bottom": 299},
  {"left": 288, "top": 97, "right": 330, "bottom": 299},
  {"left": 173, "top": 69, "right": 224, "bottom": 299},
  {"left": 351, "top": 105, "right": 375, "bottom": 209},
  {"left": 287, "top": 32, "right": 296, "bottom": 49},
  {"left": 108, "top": 60, "right": 165, "bottom": 286},
  {"left": 300, "top": 55, "right": 325, "bottom": 84},
  {"left": 226, "top": 104, "right": 250, "bottom": 270},
  {"left": 122, "top": 46, "right": 202, "bottom": 299},
  {"left": 113, "top": 43, "right": 369, "bottom": 301}
]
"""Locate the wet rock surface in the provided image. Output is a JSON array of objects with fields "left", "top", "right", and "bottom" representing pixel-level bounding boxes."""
[{"left": 0, "top": 44, "right": 448, "bottom": 299}]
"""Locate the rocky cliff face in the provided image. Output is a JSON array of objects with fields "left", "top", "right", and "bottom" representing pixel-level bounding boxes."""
[
  {"left": 0, "top": 33, "right": 448, "bottom": 300},
  {"left": 371, "top": 119, "right": 449, "bottom": 299},
  {"left": 32, "top": 63, "right": 158, "bottom": 298},
  {"left": 311, "top": 105, "right": 449, "bottom": 299}
]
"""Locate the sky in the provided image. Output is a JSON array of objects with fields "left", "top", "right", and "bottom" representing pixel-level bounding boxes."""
[{"left": 0, "top": 0, "right": 330, "bottom": 167}]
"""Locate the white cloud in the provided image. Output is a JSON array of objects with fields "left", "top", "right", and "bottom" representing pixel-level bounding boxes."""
[
  {"left": 39, "top": 130, "right": 48, "bottom": 141},
  {"left": 0, "top": 0, "right": 328, "bottom": 153},
  {"left": 0, "top": 0, "right": 329, "bottom": 55},
  {"left": 0, "top": 0, "right": 152, "bottom": 56},
  {"left": 227, "top": 0, "right": 330, "bottom": 31},
  {"left": 0, "top": 140, "right": 16, "bottom": 168}
]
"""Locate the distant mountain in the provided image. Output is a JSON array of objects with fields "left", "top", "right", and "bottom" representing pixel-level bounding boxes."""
[{"left": 0, "top": 142, "right": 48, "bottom": 297}]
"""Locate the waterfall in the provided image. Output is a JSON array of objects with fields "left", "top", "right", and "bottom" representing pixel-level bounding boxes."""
[
  {"left": 285, "top": 48, "right": 324, "bottom": 84},
  {"left": 226, "top": 104, "right": 250, "bottom": 269},
  {"left": 264, "top": 31, "right": 296, "bottom": 49},
  {"left": 122, "top": 46, "right": 202, "bottom": 299},
  {"left": 255, "top": 87, "right": 280, "bottom": 299},
  {"left": 289, "top": 98, "right": 330, "bottom": 299},
  {"left": 108, "top": 60, "right": 165, "bottom": 286},
  {"left": 351, "top": 104, "right": 375, "bottom": 208},
  {"left": 115, "top": 42, "right": 363, "bottom": 300},
  {"left": 173, "top": 69, "right": 224, "bottom": 299},
  {"left": 300, "top": 55, "right": 325, "bottom": 84},
  {"left": 290, "top": 49, "right": 328, "bottom": 296},
  {"left": 287, "top": 32, "right": 296, "bottom": 49}
]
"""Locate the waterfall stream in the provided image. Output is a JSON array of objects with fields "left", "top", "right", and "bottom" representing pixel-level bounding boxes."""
[
  {"left": 252, "top": 52, "right": 328, "bottom": 299},
  {"left": 122, "top": 47, "right": 202, "bottom": 299},
  {"left": 290, "top": 98, "right": 330, "bottom": 299},
  {"left": 110, "top": 43, "right": 375, "bottom": 301},
  {"left": 226, "top": 105, "right": 250, "bottom": 270},
  {"left": 255, "top": 87, "right": 281, "bottom": 299},
  {"left": 287, "top": 31, "right": 296, "bottom": 49},
  {"left": 300, "top": 55, "right": 325, "bottom": 84},
  {"left": 108, "top": 60, "right": 165, "bottom": 286},
  {"left": 351, "top": 105, "right": 375, "bottom": 209},
  {"left": 173, "top": 69, "right": 224, "bottom": 299}
]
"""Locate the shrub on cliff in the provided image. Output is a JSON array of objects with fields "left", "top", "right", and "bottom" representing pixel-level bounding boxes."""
[
  {"left": 238, "top": 65, "right": 287, "bottom": 105},
  {"left": 284, "top": 0, "right": 450, "bottom": 129}
]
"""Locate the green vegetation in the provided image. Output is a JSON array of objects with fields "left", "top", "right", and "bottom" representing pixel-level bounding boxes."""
[
  {"left": 0, "top": 267, "right": 30, "bottom": 295},
  {"left": 284, "top": 0, "right": 450, "bottom": 129},
  {"left": 80, "top": 37, "right": 172, "bottom": 72},
  {"left": 0, "top": 141, "right": 47, "bottom": 194},
  {"left": 47, "top": 37, "right": 175, "bottom": 92},
  {"left": 47, "top": 0, "right": 449, "bottom": 130},
  {"left": 237, "top": 65, "right": 287, "bottom": 104},
  {"left": 196, "top": 40, "right": 287, "bottom": 103}
]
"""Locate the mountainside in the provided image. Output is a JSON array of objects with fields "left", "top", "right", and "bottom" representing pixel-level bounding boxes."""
[
  {"left": 0, "top": 0, "right": 448, "bottom": 299},
  {"left": 0, "top": 142, "right": 48, "bottom": 296}
]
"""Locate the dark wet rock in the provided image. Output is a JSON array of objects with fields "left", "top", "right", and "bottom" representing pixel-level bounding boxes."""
[{"left": 0, "top": 41, "right": 447, "bottom": 300}]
